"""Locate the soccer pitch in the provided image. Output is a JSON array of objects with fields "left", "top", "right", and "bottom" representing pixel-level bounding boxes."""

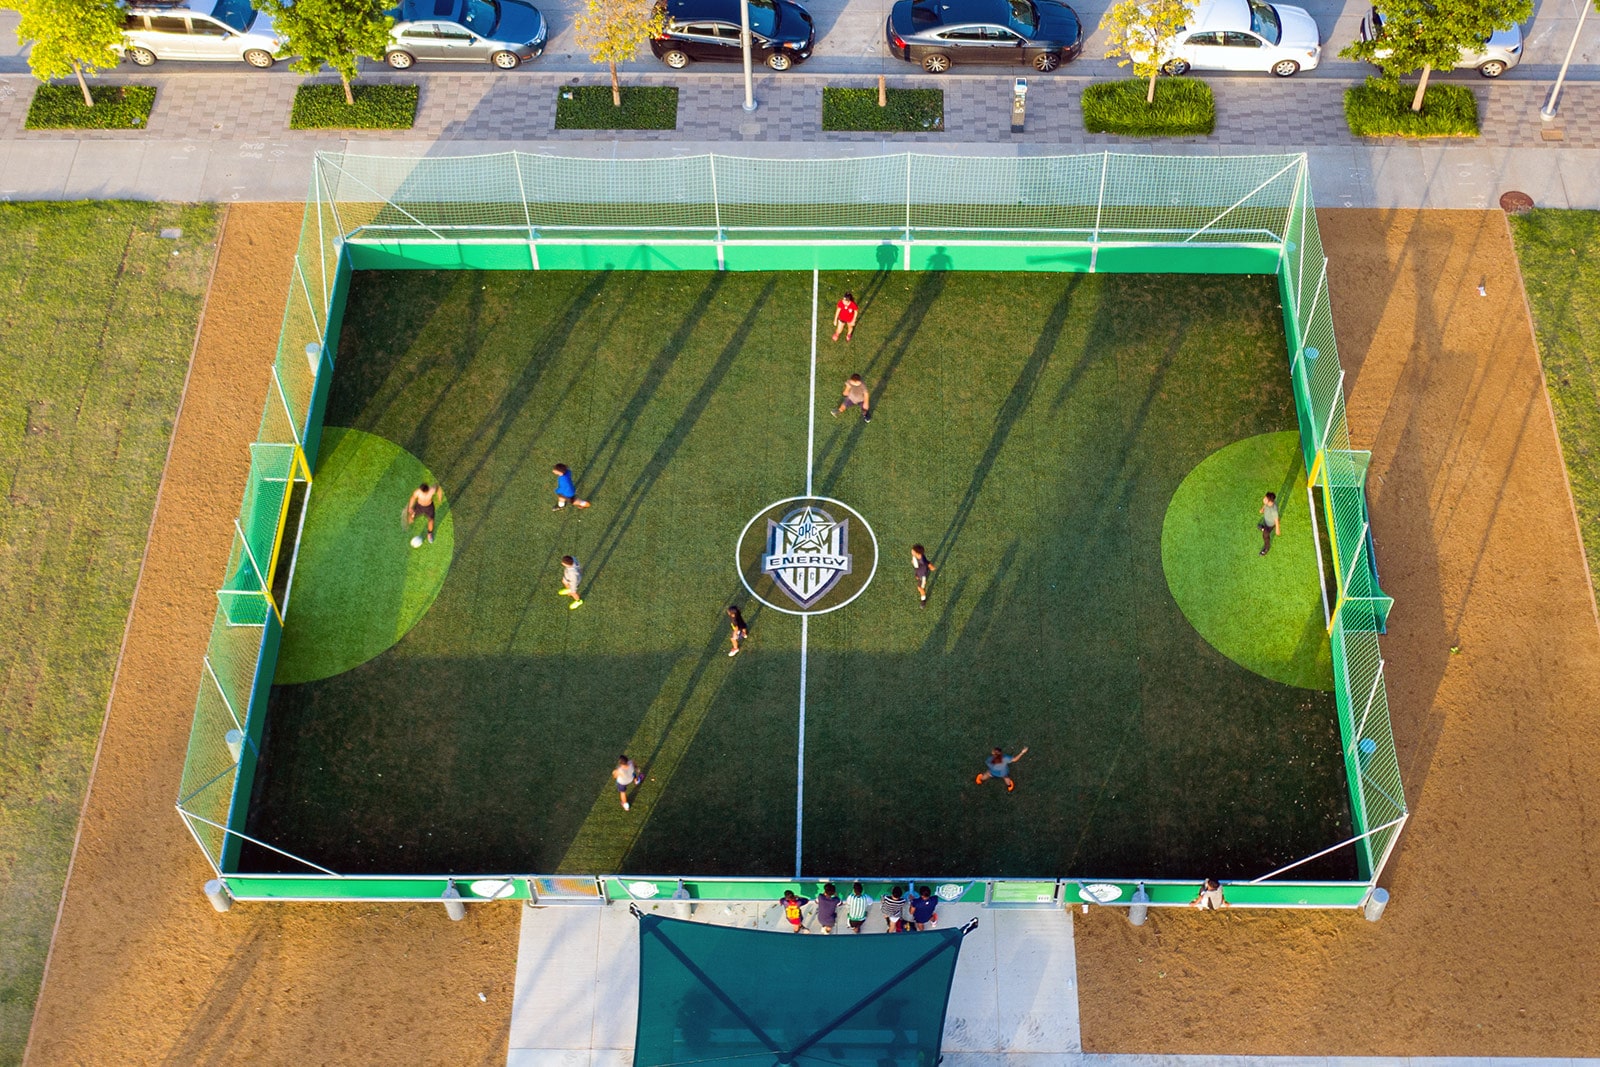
[{"left": 239, "top": 266, "right": 1354, "bottom": 883}]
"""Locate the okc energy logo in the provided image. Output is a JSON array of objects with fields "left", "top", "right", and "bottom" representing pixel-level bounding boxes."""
[{"left": 737, "top": 496, "right": 877, "bottom": 615}]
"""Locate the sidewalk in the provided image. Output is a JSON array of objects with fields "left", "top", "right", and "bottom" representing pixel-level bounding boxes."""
[
  {"left": 0, "top": 70, "right": 1597, "bottom": 206},
  {"left": 506, "top": 899, "right": 1600, "bottom": 1067}
]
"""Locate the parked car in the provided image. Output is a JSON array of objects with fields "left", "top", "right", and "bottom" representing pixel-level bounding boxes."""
[
  {"left": 651, "top": 0, "right": 816, "bottom": 71},
  {"left": 385, "top": 0, "right": 547, "bottom": 69},
  {"left": 885, "top": 0, "right": 1084, "bottom": 73},
  {"left": 1357, "top": 5, "right": 1523, "bottom": 78},
  {"left": 1154, "top": 0, "right": 1320, "bottom": 77},
  {"left": 120, "top": 0, "right": 284, "bottom": 67}
]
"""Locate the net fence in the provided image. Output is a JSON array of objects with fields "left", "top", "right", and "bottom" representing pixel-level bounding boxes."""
[
  {"left": 176, "top": 150, "right": 1404, "bottom": 893},
  {"left": 316, "top": 150, "right": 1303, "bottom": 247},
  {"left": 1282, "top": 179, "right": 1407, "bottom": 880}
]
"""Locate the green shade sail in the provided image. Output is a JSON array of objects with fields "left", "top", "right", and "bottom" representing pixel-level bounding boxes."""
[{"left": 634, "top": 911, "right": 970, "bottom": 1067}]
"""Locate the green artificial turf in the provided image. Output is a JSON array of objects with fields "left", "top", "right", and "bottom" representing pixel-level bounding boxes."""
[
  {"left": 1081, "top": 78, "right": 1215, "bottom": 137},
  {"left": 0, "top": 203, "right": 218, "bottom": 1066},
  {"left": 1511, "top": 210, "right": 1600, "bottom": 603},
  {"left": 246, "top": 269, "right": 1352, "bottom": 883},
  {"left": 289, "top": 83, "right": 418, "bottom": 129},
  {"left": 274, "top": 428, "right": 455, "bottom": 684},
  {"left": 554, "top": 86, "right": 678, "bottom": 130},
  {"left": 25, "top": 85, "right": 155, "bottom": 129},
  {"left": 1161, "top": 431, "right": 1333, "bottom": 690},
  {"left": 822, "top": 88, "right": 944, "bottom": 132},
  {"left": 1344, "top": 78, "right": 1478, "bottom": 137}
]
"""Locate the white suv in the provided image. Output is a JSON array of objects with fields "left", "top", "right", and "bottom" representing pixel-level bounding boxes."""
[{"left": 121, "top": 0, "right": 285, "bottom": 67}]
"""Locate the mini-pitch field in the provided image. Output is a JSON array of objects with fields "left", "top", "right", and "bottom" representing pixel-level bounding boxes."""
[{"left": 240, "top": 267, "right": 1354, "bottom": 882}]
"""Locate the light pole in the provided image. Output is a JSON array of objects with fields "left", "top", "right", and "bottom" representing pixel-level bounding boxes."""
[
  {"left": 1542, "top": 0, "right": 1592, "bottom": 121},
  {"left": 740, "top": 0, "right": 757, "bottom": 112}
]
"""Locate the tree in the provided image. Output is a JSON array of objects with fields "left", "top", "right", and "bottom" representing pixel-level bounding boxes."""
[
  {"left": 1341, "top": 0, "right": 1532, "bottom": 112},
  {"left": 256, "top": 0, "right": 392, "bottom": 106},
  {"left": 574, "top": 0, "right": 666, "bottom": 107},
  {"left": 17, "top": 0, "right": 125, "bottom": 107},
  {"left": 1100, "top": 0, "right": 1195, "bottom": 104}
]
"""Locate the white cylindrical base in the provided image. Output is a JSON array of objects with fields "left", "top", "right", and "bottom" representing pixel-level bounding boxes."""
[
  {"left": 443, "top": 882, "right": 467, "bottom": 921},
  {"left": 225, "top": 729, "right": 244, "bottom": 763},
  {"left": 1127, "top": 884, "right": 1150, "bottom": 926},
  {"left": 204, "top": 878, "right": 233, "bottom": 913},
  {"left": 1363, "top": 887, "right": 1389, "bottom": 922}
]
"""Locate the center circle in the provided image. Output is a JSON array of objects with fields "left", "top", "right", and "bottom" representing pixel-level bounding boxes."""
[{"left": 736, "top": 496, "right": 878, "bottom": 615}]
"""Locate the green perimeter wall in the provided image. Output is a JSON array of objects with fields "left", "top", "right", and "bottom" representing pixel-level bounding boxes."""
[
  {"left": 211, "top": 225, "right": 1381, "bottom": 908},
  {"left": 343, "top": 240, "right": 1283, "bottom": 276}
]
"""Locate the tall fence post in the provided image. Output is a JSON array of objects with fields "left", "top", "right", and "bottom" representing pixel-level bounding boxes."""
[{"left": 903, "top": 154, "right": 913, "bottom": 271}]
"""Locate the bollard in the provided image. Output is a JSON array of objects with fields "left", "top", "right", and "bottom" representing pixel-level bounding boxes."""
[
  {"left": 1363, "top": 886, "right": 1389, "bottom": 922},
  {"left": 443, "top": 879, "right": 467, "bottom": 921},
  {"left": 305, "top": 342, "right": 322, "bottom": 374},
  {"left": 671, "top": 880, "right": 693, "bottom": 919},
  {"left": 225, "top": 729, "right": 244, "bottom": 764},
  {"left": 204, "top": 878, "right": 233, "bottom": 913},
  {"left": 1010, "top": 78, "right": 1028, "bottom": 133},
  {"left": 1127, "top": 882, "right": 1149, "bottom": 927}
]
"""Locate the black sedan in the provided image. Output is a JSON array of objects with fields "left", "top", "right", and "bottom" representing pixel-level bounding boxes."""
[
  {"left": 651, "top": 0, "right": 815, "bottom": 70},
  {"left": 886, "top": 0, "right": 1083, "bottom": 72}
]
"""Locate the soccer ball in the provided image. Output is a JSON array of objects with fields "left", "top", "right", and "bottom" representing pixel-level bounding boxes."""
[{"left": 411, "top": 535, "right": 424, "bottom": 548}]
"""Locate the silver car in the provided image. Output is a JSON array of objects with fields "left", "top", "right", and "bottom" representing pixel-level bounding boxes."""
[
  {"left": 385, "top": 0, "right": 548, "bottom": 68},
  {"left": 120, "top": 0, "right": 284, "bottom": 67},
  {"left": 1358, "top": 6, "right": 1523, "bottom": 77}
]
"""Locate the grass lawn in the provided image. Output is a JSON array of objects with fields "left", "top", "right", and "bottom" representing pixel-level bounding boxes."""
[
  {"left": 1511, "top": 210, "right": 1600, "bottom": 601},
  {"left": 822, "top": 87, "right": 943, "bottom": 132},
  {"left": 25, "top": 85, "right": 155, "bottom": 130},
  {"left": 1081, "top": 78, "right": 1215, "bottom": 137},
  {"left": 243, "top": 268, "right": 1351, "bottom": 883},
  {"left": 289, "top": 83, "right": 418, "bottom": 129},
  {"left": 555, "top": 86, "right": 678, "bottom": 130},
  {"left": 0, "top": 203, "right": 218, "bottom": 1066},
  {"left": 1344, "top": 78, "right": 1478, "bottom": 137}
]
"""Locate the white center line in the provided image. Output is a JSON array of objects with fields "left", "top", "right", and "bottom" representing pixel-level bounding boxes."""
[
  {"left": 796, "top": 269, "right": 820, "bottom": 878},
  {"left": 796, "top": 613, "right": 808, "bottom": 879},
  {"left": 807, "top": 269, "right": 818, "bottom": 497}
]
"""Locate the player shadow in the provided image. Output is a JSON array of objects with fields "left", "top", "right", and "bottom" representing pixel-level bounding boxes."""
[
  {"left": 581, "top": 276, "right": 780, "bottom": 594},
  {"left": 944, "top": 539, "right": 1021, "bottom": 660},
  {"left": 621, "top": 598, "right": 749, "bottom": 819},
  {"left": 930, "top": 278, "right": 1080, "bottom": 573},
  {"left": 847, "top": 244, "right": 902, "bottom": 316},
  {"left": 813, "top": 271, "right": 948, "bottom": 497}
]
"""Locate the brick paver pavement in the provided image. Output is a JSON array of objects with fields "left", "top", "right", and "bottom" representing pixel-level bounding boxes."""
[{"left": 2, "top": 70, "right": 1595, "bottom": 149}]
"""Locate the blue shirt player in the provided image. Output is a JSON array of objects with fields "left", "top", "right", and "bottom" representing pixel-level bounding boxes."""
[{"left": 552, "top": 463, "right": 590, "bottom": 510}]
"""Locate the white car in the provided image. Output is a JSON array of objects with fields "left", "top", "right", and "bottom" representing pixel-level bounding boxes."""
[
  {"left": 1158, "top": 0, "right": 1321, "bottom": 77},
  {"left": 1357, "top": 6, "right": 1523, "bottom": 78}
]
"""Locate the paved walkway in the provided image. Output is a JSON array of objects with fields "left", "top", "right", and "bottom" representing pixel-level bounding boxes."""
[
  {"left": 0, "top": 70, "right": 1597, "bottom": 207},
  {"left": 508, "top": 899, "right": 1600, "bottom": 1067},
  {"left": 507, "top": 899, "right": 1084, "bottom": 1067}
]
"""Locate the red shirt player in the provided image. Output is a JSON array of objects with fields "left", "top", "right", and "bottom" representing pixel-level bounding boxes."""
[{"left": 832, "top": 291, "right": 858, "bottom": 342}]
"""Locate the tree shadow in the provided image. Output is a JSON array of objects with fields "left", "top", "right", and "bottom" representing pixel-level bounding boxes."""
[
  {"left": 583, "top": 276, "right": 778, "bottom": 592},
  {"left": 931, "top": 277, "right": 1080, "bottom": 571},
  {"left": 815, "top": 270, "right": 947, "bottom": 496}
]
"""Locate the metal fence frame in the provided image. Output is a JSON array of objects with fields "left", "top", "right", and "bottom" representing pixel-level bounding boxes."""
[{"left": 176, "top": 150, "right": 1405, "bottom": 908}]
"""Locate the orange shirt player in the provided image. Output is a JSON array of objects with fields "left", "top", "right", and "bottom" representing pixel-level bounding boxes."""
[{"left": 404, "top": 482, "right": 441, "bottom": 546}]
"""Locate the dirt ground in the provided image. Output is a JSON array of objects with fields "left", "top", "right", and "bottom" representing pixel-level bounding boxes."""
[
  {"left": 1076, "top": 209, "right": 1600, "bottom": 1056},
  {"left": 22, "top": 206, "right": 1600, "bottom": 1063},
  {"left": 23, "top": 205, "right": 518, "bottom": 1067}
]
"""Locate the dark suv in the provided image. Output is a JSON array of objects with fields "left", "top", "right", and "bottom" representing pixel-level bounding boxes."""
[
  {"left": 651, "top": 0, "right": 815, "bottom": 70},
  {"left": 886, "top": 0, "right": 1083, "bottom": 72}
]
